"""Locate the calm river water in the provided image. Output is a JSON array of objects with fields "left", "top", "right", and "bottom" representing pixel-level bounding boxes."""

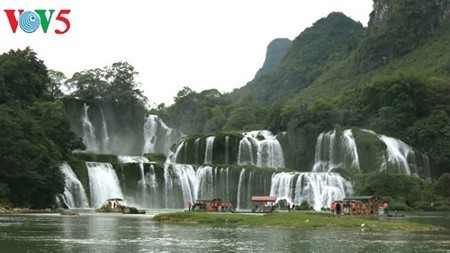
[{"left": 0, "top": 210, "right": 449, "bottom": 253}]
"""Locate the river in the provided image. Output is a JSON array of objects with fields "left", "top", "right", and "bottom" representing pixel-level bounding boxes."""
[{"left": 0, "top": 210, "right": 448, "bottom": 253}]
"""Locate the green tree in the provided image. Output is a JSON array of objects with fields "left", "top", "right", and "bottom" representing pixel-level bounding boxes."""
[
  {"left": 66, "top": 62, "right": 146, "bottom": 108},
  {"left": 434, "top": 173, "right": 450, "bottom": 198},
  {"left": 205, "top": 107, "right": 226, "bottom": 132},
  {"left": 47, "top": 70, "right": 66, "bottom": 99},
  {"left": 265, "top": 104, "right": 286, "bottom": 133},
  {"left": 65, "top": 68, "right": 107, "bottom": 101},
  {"left": 0, "top": 104, "right": 64, "bottom": 208},
  {"left": 0, "top": 47, "right": 49, "bottom": 103},
  {"left": 360, "top": 73, "right": 430, "bottom": 136},
  {"left": 32, "top": 101, "right": 85, "bottom": 157},
  {"left": 406, "top": 111, "right": 450, "bottom": 176},
  {"left": 224, "top": 93, "right": 267, "bottom": 131}
]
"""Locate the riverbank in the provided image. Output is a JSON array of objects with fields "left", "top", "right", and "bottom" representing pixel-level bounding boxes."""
[
  {"left": 0, "top": 206, "right": 54, "bottom": 214},
  {"left": 152, "top": 211, "right": 445, "bottom": 232}
]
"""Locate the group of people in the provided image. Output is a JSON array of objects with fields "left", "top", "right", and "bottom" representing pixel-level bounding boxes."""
[
  {"left": 330, "top": 201, "right": 389, "bottom": 215},
  {"left": 107, "top": 200, "right": 121, "bottom": 209},
  {"left": 188, "top": 201, "right": 233, "bottom": 212}
]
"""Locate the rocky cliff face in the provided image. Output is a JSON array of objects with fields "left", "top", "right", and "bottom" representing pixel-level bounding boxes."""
[
  {"left": 357, "top": 0, "right": 450, "bottom": 70},
  {"left": 369, "top": 0, "right": 450, "bottom": 29},
  {"left": 254, "top": 38, "right": 292, "bottom": 78}
]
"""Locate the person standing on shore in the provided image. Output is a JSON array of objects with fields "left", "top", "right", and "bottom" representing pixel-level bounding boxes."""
[
  {"left": 336, "top": 202, "right": 341, "bottom": 215},
  {"left": 383, "top": 202, "right": 389, "bottom": 215}
]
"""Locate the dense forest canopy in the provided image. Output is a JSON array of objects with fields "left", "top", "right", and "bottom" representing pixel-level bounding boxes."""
[{"left": 0, "top": 48, "right": 85, "bottom": 208}]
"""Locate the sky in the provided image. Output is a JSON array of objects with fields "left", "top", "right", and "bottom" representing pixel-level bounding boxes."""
[{"left": 1, "top": 0, "right": 373, "bottom": 106}]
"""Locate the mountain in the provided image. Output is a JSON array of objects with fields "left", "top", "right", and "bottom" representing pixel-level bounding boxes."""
[
  {"left": 235, "top": 1, "right": 450, "bottom": 106},
  {"left": 234, "top": 12, "right": 364, "bottom": 104},
  {"left": 152, "top": 1, "right": 450, "bottom": 179},
  {"left": 254, "top": 38, "right": 292, "bottom": 78}
]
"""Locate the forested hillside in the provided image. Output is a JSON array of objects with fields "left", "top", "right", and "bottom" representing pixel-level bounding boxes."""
[{"left": 154, "top": 0, "right": 450, "bottom": 179}]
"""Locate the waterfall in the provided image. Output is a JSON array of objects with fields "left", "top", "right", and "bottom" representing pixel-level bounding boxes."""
[
  {"left": 363, "top": 129, "right": 416, "bottom": 175},
  {"left": 342, "top": 129, "right": 360, "bottom": 169},
  {"left": 245, "top": 170, "right": 254, "bottom": 209},
  {"left": 270, "top": 172, "right": 352, "bottom": 211},
  {"left": 171, "top": 140, "right": 186, "bottom": 163},
  {"left": 143, "top": 115, "right": 158, "bottom": 153},
  {"left": 86, "top": 162, "right": 123, "bottom": 208},
  {"left": 312, "top": 130, "right": 337, "bottom": 172},
  {"left": 81, "top": 104, "right": 99, "bottom": 151},
  {"left": 143, "top": 115, "right": 185, "bottom": 154},
  {"left": 145, "top": 164, "right": 160, "bottom": 207},
  {"left": 312, "top": 129, "right": 360, "bottom": 172},
  {"left": 236, "top": 169, "right": 246, "bottom": 210},
  {"left": 269, "top": 172, "right": 296, "bottom": 204},
  {"left": 378, "top": 135, "right": 413, "bottom": 175},
  {"left": 238, "top": 131, "right": 285, "bottom": 168},
  {"left": 204, "top": 136, "right": 215, "bottom": 164},
  {"left": 225, "top": 136, "right": 230, "bottom": 164},
  {"left": 237, "top": 137, "right": 254, "bottom": 165},
  {"left": 420, "top": 154, "right": 431, "bottom": 179},
  {"left": 194, "top": 138, "right": 200, "bottom": 164},
  {"left": 60, "top": 162, "right": 89, "bottom": 208},
  {"left": 118, "top": 156, "right": 151, "bottom": 207},
  {"left": 197, "top": 166, "right": 214, "bottom": 201},
  {"left": 99, "top": 108, "right": 110, "bottom": 153},
  {"left": 173, "top": 164, "right": 198, "bottom": 207}
]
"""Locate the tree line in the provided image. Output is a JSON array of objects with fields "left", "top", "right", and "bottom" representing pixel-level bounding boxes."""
[{"left": 0, "top": 48, "right": 147, "bottom": 208}]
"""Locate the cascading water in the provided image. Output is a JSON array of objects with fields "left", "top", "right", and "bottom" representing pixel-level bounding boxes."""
[
  {"left": 362, "top": 129, "right": 418, "bottom": 175},
  {"left": 225, "top": 136, "right": 230, "bottom": 164},
  {"left": 312, "top": 129, "right": 360, "bottom": 172},
  {"left": 86, "top": 162, "right": 123, "bottom": 208},
  {"left": 194, "top": 138, "right": 200, "bottom": 164},
  {"left": 143, "top": 115, "right": 184, "bottom": 154},
  {"left": 99, "top": 108, "right": 110, "bottom": 153},
  {"left": 197, "top": 166, "right": 214, "bottom": 201},
  {"left": 81, "top": 104, "right": 99, "bottom": 151},
  {"left": 75, "top": 125, "right": 430, "bottom": 211},
  {"left": 238, "top": 130, "right": 285, "bottom": 168},
  {"left": 171, "top": 140, "right": 186, "bottom": 163},
  {"left": 118, "top": 156, "right": 151, "bottom": 207},
  {"left": 172, "top": 164, "right": 198, "bottom": 208},
  {"left": 204, "top": 136, "right": 215, "bottom": 164},
  {"left": 237, "top": 138, "right": 254, "bottom": 166},
  {"left": 60, "top": 162, "right": 89, "bottom": 208},
  {"left": 270, "top": 172, "right": 352, "bottom": 211},
  {"left": 163, "top": 164, "right": 175, "bottom": 208},
  {"left": 143, "top": 115, "right": 159, "bottom": 153},
  {"left": 342, "top": 129, "right": 360, "bottom": 169},
  {"left": 236, "top": 169, "right": 246, "bottom": 210},
  {"left": 378, "top": 135, "right": 414, "bottom": 175}
]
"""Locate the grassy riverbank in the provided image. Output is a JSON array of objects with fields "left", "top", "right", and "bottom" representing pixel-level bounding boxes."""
[{"left": 152, "top": 211, "right": 444, "bottom": 232}]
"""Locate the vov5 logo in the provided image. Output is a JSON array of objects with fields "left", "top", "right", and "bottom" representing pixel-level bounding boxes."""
[{"left": 4, "top": 9, "right": 71, "bottom": 34}]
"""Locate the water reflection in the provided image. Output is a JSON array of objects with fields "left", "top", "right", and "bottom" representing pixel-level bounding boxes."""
[{"left": 0, "top": 212, "right": 448, "bottom": 253}]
